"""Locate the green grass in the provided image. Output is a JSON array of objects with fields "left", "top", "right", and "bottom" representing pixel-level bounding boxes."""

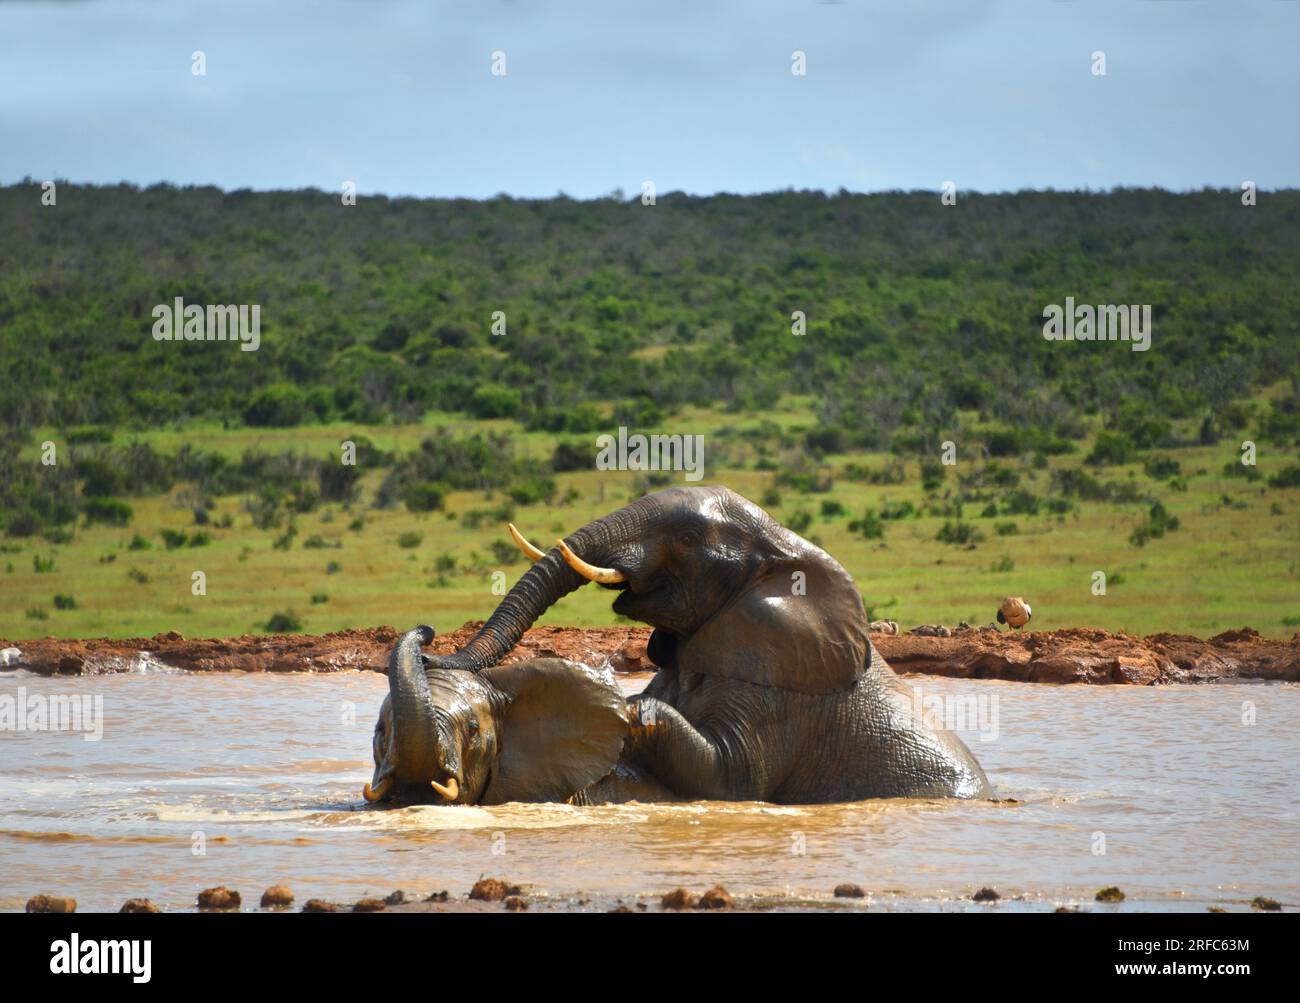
[{"left": 3, "top": 401, "right": 1298, "bottom": 641}]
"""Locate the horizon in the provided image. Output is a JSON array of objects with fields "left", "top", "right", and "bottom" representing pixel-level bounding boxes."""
[{"left": 7, "top": 178, "right": 1297, "bottom": 202}]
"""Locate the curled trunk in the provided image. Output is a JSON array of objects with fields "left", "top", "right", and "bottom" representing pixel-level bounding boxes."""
[{"left": 436, "top": 506, "right": 644, "bottom": 671}]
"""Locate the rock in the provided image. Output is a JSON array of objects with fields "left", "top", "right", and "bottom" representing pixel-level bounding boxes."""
[
  {"left": 383, "top": 890, "right": 407, "bottom": 905},
  {"left": 260, "top": 885, "right": 294, "bottom": 909},
  {"left": 197, "top": 886, "right": 241, "bottom": 910},
  {"left": 696, "top": 886, "right": 733, "bottom": 910},
  {"left": 1054, "top": 905, "right": 1080, "bottom": 913},
  {"left": 833, "top": 883, "right": 866, "bottom": 899},
  {"left": 611, "top": 638, "right": 650, "bottom": 672},
  {"left": 1207, "top": 907, "right": 1226, "bottom": 913},
  {"left": 469, "top": 878, "right": 521, "bottom": 902},
  {"left": 868, "top": 619, "right": 899, "bottom": 636},
  {"left": 503, "top": 896, "right": 529, "bottom": 912},
  {"left": 1094, "top": 886, "right": 1125, "bottom": 903},
  {"left": 120, "top": 898, "right": 160, "bottom": 913},
  {"left": 352, "top": 898, "right": 386, "bottom": 912},
  {"left": 26, "top": 895, "right": 76, "bottom": 913},
  {"left": 301, "top": 899, "right": 339, "bottom": 913},
  {"left": 660, "top": 888, "right": 695, "bottom": 910},
  {"left": 972, "top": 887, "right": 1000, "bottom": 902},
  {"left": 1250, "top": 896, "right": 1281, "bottom": 911},
  {"left": 0, "top": 646, "right": 22, "bottom": 668},
  {"left": 424, "top": 890, "right": 449, "bottom": 902},
  {"left": 909, "top": 624, "right": 951, "bottom": 638},
  {"left": 608, "top": 905, "right": 635, "bottom": 914}
]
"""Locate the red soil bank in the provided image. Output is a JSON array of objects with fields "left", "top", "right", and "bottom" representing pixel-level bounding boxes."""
[{"left": 2, "top": 624, "right": 1297, "bottom": 684}]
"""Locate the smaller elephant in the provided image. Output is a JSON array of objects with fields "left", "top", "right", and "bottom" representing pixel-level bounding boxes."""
[{"left": 364, "top": 626, "right": 673, "bottom": 805}]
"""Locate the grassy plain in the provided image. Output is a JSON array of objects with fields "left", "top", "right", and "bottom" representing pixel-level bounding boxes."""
[{"left": 4, "top": 399, "right": 1298, "bottom": 641}]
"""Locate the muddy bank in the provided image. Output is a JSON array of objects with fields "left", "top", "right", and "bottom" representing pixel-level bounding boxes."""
[{"left": 2, "top": 623, "right": 1297, "bottom": 684}]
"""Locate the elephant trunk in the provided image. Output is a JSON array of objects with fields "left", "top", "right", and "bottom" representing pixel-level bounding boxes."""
[
  {"left": 439, "top": 504, "right": 648, "bottom": 671},
  {"left": 387, "top": 625, "right": 441, "bottom": 786}
]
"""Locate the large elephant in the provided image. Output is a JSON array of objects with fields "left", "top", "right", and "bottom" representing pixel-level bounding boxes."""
[{"left": 367, "top": 486, "right": 990, "bottom": 805}]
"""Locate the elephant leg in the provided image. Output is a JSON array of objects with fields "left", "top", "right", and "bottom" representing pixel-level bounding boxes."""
[{"left": 625, "top": 696, "right": 763, "bottom": 801}]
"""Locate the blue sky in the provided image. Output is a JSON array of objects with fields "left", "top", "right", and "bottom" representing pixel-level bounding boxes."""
[{"left": 1, "top": 0, "right": 1296, "bottom": 198}]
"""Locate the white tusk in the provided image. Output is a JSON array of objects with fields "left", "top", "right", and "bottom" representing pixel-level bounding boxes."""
[
  {"left": 507, "top": 523, "right": 546, "bottom": 563},
  {"left": 431, "top": 776, "right": 459, "bottom": 801},
  {"left": 556, "top": 540, "right": 627, "bottom": 584}
]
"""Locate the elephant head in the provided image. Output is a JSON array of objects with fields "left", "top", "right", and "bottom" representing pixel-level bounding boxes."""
[
  {"left": 364, "top": 626, "right": 630, "bottom": 805},
  {"left": 433, "top": 485, "right": 870, "bottom": 694}
]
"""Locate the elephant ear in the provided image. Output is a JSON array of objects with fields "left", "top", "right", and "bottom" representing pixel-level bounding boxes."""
[
  {"left": 675, "top": 556, "right": 869, "bottom": 694},
  {"left": 479, "top": 658, "right": 629, "bottom": 804}
]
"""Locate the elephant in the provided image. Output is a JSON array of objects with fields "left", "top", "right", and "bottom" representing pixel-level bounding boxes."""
[
  {"left": 364, "top": 625, "right": 676, "bottom": 805},
  {"left": 365, "top": 485, "right": 991, "bottom": 806}
]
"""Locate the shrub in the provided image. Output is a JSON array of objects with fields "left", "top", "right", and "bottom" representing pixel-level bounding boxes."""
[
  {"left": 160, "top": 528, "right": 188, "bottom": 550},
  {"left": 1267, "top": 466, "right": 1300, "bottom": 488},
  {"left": 244, "top": 383, "right": 311, "bottom": 427},
  {"left": 936, "top": 521, "right": 985, "bottom": 546},
  {"left": 397, "top": 531, "right": 423, "bottom": 549},
  {"left": 468, "top": 383, "right": 523, "bottom": 419},
  {"left": 263, "top": 611, "right": 303, "bottom": 632},
  {"left": 1143, "top": 457, "right": 1182, "bottom": 480},
  {"left": 83, "top": 497, "right": 133, "bottom": 527},
  {"left": 786, "top": 510, "right": 814, "bottom": 534},
  {"left": 552, "top": 441, "right": 592, "bottom": 472},
  {"left": 53, "top": 594, "right": 77, "bottom": 610},
  {"left": 402, "top": 481, "right": 446, "bottom": 513},
  {"left": 878, "top": 500, "right": 916, "bottom": 520},
  {"left": 848, "top": 510, "right": 884, "bottom": 540},
  {"left": 819, "top": 499, "right": 846, "bottom": 518},
  {"left": 1086, "top": 431, "right": 1135, "bottom": 466}
]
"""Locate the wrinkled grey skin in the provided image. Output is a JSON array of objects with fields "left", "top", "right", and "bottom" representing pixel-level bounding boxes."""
[
  {"left": 367, "top": 626, "right": 674, "bottom": 805},
  {"left": 405, "top": 485, "right": 991, "bottom": 803}
]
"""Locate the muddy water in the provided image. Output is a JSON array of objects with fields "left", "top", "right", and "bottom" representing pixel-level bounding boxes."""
[{"left": 0, "top": 668, "right": 1296, "bottom": 912}]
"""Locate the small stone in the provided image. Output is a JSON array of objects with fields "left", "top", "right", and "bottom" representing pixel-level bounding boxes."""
[
  {"left": 1094, "top": 886, "right": 1125, "bottom": 903},
  {"left": 660, "top": 888, "right": 695, "bottom": 910},
  {"left": 1250, "top": 896, "right": 1281, "bottom": 912},
  {"left": 301, "top": 899, "right": 339, "bottom": 913},
  {"left": 1054, "top": 905, "right": 1080, "bottom": 913},
  {"left": 260, "top": 884, "right": 294, "bottom": 909},
  {"left": 696, "top": 886, "right": 733, "bottom": 910},
  {"left": 613, "top": 639, "right": 649, "bottom": 671},
  {"left": 120, "top": 898, "right": 160, "bottom": 913},
  {"left": 608, "top": 905, "right": 634, "bottom": 914},
  {"left": 352, "top": 898, "right": 386, "bottom": 912},
  {"left": 469, "top": 878, "right": 520, "bottom": 902},
  {"left": 197, "top": 886, "right": 241, "bottom": 910},
  {"left": 383, "top": 890, "right": 407, "bottom": 905},
  {"left": 973, "top": 887, "right": 1000, "bottom": 902},
  {"left": 1207, "top": 907, "right": 1226, "bottom": 913},
  {"left": 503, "top": 896, "right": 528, "bottom": 911},
  {"left": 833, "top": 883, "right": 866, "bottom": 899},
  {"left": 26, "top": 895, "right": 76, "bottom": 913},
  {"left": 424, "top": 890, "right": 449, "bottom": 903}
]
